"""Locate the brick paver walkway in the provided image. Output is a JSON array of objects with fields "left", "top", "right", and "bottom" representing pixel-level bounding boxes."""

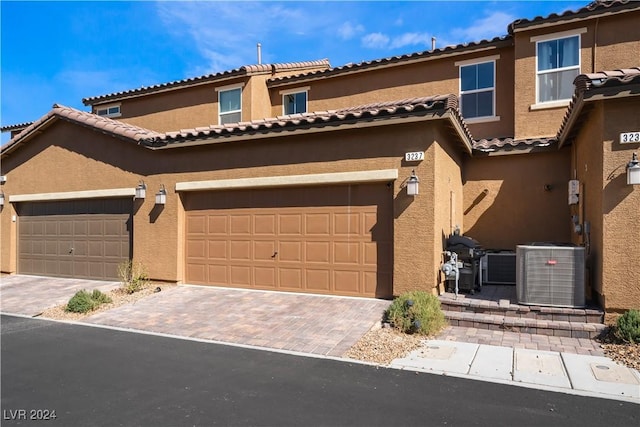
[{"left": 436, "top": 325, "right": 605, "bottom": 356}]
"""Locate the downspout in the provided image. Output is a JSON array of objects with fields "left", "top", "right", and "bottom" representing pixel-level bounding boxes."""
[{"left": 592, "top": 18, "right": 599, "bottom": 73}]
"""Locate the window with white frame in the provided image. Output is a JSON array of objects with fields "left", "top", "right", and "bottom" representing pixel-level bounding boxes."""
[
  {"left": 218, "top": 86, "right": 242, "bottom": 124},
  {"left": 459, "top": 60, "right": 495, "bottom": 119},
  {"left": 283, "top": 91, "right": 307, "bottom": 115},
  {"left": 95, "top": 104, "right": 121, "bottom": 118},
  {"left": 536, "top": 34, "right": 580, "bottom": 103}
]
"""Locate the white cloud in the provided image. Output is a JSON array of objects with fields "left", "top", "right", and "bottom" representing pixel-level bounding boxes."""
[
  {"left": 361, "top": 31, "right": 432, "bottom": 51},
  {"left": 361, "top": 32, "right": 390, "bottom": 49},
  {"left": 451, "top": 11, "right": 515, "bottom": 42},
  {"left": 337, "top": 21, "right": 365, "bottom": 40},
  {"left": 389, "top": 32, "right": 432, "bottom": 49}
]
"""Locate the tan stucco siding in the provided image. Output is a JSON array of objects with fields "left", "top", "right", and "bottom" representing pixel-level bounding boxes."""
[
  {"left": 462, "top": 149, "right": 571, "bottom": 250},
  {"left": 1, "top": 119, "right": 466, "bottom": 296},
  {"left": 571, "top": 103, "right": 604, "bottom": 304},
  {"left": 600, "top": 99, "right": 640, "bottom": 314},
  {"left": 432, "top": 128, "right": 464, "bottom": 293},
  {"left": 271, "top": 47, "right": 514, "bottom": 139},
  {"left": 513, "top": 13, "right": 640, "bottom": 140}
]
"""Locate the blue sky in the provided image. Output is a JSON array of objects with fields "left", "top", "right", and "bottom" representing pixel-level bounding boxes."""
[{"left": 1, "top": 0, "right": 584, "bottom": 143}]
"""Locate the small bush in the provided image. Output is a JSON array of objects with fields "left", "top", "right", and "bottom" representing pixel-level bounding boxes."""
[
  {"left": 615, "top": 309, "right": 640, "bottom": 344},
  {"left": 118, "top": 260, "right": 149, "bottom": 294},
  {"left": 385, "top": 290, "right": 447, "bottom": 335},
  {"left": 65, "top": 289, "right": 111, "bottom": 313}
]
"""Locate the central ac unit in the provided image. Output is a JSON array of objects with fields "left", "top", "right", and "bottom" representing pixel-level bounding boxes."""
[
  {"left": 482, "top": 252, "right": 516, "bottom": 285},
  {"left": 516, "top": 244, "right": 585, "bottom": 308}
]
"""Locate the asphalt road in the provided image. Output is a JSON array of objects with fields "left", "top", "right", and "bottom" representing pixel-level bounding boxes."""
[{"left": 1, "top": 315, "right": 638, "bottom": 427}]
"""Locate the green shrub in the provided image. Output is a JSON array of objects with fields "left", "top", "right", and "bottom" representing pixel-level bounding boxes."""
[
  {"left": 65, "top": 289, "right": 112, "bottom": 313},
  {"left": 118, "top": 260, "right": 149, "bottom": 294},
  {"left": 615, "top": 309, "right": 640, "bottom": 344},
  {"left": 385, "top": 290, "right": 447, "bottom": 335}
]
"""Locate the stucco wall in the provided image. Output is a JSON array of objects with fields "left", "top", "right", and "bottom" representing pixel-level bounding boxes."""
[
  {"left": 600, "top": 99, "right": 640, "bottom": 315},
  {"left": 462, "top": 149, "right": 571, "bottom": 250},
  {"left": 270, "top": 46, "right": 515, "bottom": 140},
  {"left": 513, "top": 12, "right": 640, "bottom": 139},
  {"left": 571, "top": 103, "right": 604, "bottom": 304},
  {"left": 0, "top": 118, "right": 466, "bottom": 297}
]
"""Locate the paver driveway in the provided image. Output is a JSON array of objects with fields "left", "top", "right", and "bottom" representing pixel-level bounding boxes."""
[
  {"left": 0, "top": 275, "right": 120, "bottom": 316},
  {"left": 1, "top": 275, "right": 390, "bottom": 357}
]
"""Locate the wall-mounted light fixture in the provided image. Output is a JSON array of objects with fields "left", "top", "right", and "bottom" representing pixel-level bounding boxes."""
[
  {"left": 0, "top": 192, "right": 5, "bottom": 207},
  {"left": 627, "top": 152, "right": 640, "bottom": 185},
  {"left": 135, "top": 180, "right": 146, "bottom": 199},
  {"left": 155, "top": 185, "right": 167, "bottom": 205},
  {"left": 406, "top": 170, "right": 419, "bottom": 196},
  {"left": 0, "top": 175, "right": 6, "bottom": 184}
]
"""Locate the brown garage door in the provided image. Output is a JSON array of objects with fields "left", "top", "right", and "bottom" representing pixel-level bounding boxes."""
[
  {"left": 185, "top": 184, "right": 393, "bottom": 298},
  {"left": 17, "top": 199, "right": 132, "bottom": 280}
]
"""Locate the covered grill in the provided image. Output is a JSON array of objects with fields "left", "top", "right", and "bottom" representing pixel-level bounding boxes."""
[{"left": 442, "top": 234, "right": 485, "bottom": 294}]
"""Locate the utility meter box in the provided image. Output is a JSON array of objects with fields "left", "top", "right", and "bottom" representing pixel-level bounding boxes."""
[{"left": 568, "top": 180, "right": 579, "bottom": 205}]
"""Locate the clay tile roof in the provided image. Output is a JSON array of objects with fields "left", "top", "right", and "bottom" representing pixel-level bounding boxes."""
[
  {"left": 267, "top": 37, "right": 512, "bottom": 87},
  {"left": 1, "top": 122, "right": 34, "bottom": 132},
  {"left": 150, "top": 94, "right": 470, "bottom": 147},
  {"left": 473, "top": 137, "right": 556, "bottom": 152},
  {"left": 2, "top": 104, "right": 162, "bottom": 157},
  {"left": 82, "top": 59, "right": 330, "bottom": 106},
  {"left": 557, "top": 67, "right": 640, "bottom": 146},
  {"left": 509, "top": 0, "right": 640, "bottom": 33}
]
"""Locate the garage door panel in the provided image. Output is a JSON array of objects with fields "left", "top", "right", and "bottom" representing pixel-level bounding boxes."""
[
  {"left": 279, "top": 268, "right": 302, "bottom": 289},
  {"left": 334, "top": 242, "right": 360, "bottom": 264},
  {"left": 306, "top": 242, "right": 330, "bottom": 263},
  {"left": 230, "top": 215, "right": 251, "bottom": 235},
  {"left": 254, "top": 241, "right": 276, "bottom": 260},
  {"left": 186, "top": 240, "right": 206, "bottom": 259},
  {"left": 207, "top": 241, "right": 226, "bottom": 260},
  {"left": 334, "top": 270, "right": 360, "bottom": 294},
  {"left": 18, "top": 200, "right": 132, "bottom": 281},
  {"left": 279, "top": 214, "right": 302, "bottom": 235},
  {"left": 208, "top": 265, "right": 227, "bottom": 284},
  {"left": 334, "top": 213, "right": 360, "bottom": 236},
  {"left": 185, "top": 185, "right": 392, "bottom": 298},
  {"left": 254, "top": 267, "right": 276, "bottom": 287},
  {"left": 230, "top": 266, "right": 251, "bottom": 286},
  {"left": 187, "top": 215, "right": 206, "bottom": 234},
  {"left": 306, "top": 213, "right": 330, "bottom": 235},
  {"left": 208, "top": 216, "right": 227, "bottom": 235},
  {"left": 254, "top": 215, "right": 276, "bottom": 235},
  {"left": 306, "top": 269, "right": 330, "bottom": 291},
  {"left": 279, "top": 241, "right": 302, "bottom": 262},
  {"left": 230, "top": 241, "right": 251, "bottom": 260}
]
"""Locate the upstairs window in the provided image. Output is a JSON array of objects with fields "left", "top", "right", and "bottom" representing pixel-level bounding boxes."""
[
  {"left": 536, "top": 34, "right": 580, "bottom": 103},
  {"left": 283, "top": 91, "right": 307, "bottom": 115},
  {"left": 95, "top": 104, "right": 121, "bottom": 118},
  {"left": 459, "top": 60, "right": 495, "bottom": 119},
  {"left": 218, "top": 86, "right": 242, "bottom": 124}
]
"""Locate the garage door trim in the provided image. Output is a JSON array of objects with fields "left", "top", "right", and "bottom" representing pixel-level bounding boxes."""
[
  {"left": 176, "top": 169, "right": 398, "bottom": 192},
  {"left": 10, "top": 187, "right": 137, "bottom": 203}
]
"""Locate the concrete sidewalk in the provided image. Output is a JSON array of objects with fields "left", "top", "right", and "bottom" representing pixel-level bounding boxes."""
[{"left": 390, "top": 339, "right": 640, "bottom": 403}]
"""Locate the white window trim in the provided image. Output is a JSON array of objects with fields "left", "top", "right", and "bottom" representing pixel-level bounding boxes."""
[
  {"left": 216, "top": 83, "right": 244, "bottom": 124},
  {"left": 95, "top": 103, "right": 121, "bottom": 118},
  {"left": 457, "top": 58, "right": 497, "bottom": 120},
  {"left": 280, "top": 86, "right": 309, "bottom": 115},
  {"left": 533, "top": 28, "right": 585, "bottom": 106}
]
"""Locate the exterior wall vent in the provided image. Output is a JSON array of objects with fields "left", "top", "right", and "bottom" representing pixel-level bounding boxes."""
[{"left": 516, "top": 244, "right": 585, "bottom": 308}]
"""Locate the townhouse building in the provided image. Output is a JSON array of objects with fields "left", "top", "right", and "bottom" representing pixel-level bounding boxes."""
[{"left": 1, "top": 0, "right": 639, "bottom": 318}]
